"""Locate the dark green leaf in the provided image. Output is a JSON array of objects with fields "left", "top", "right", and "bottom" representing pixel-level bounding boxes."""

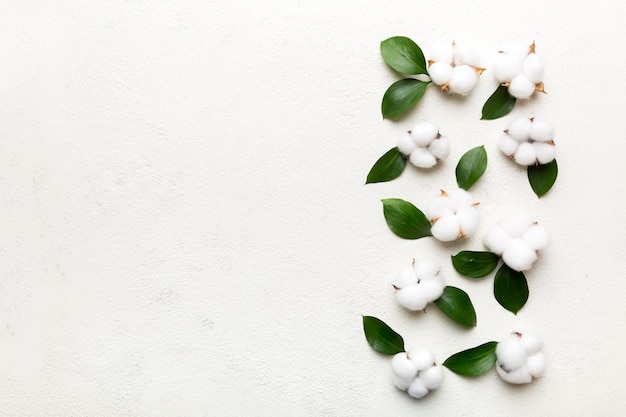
[
  {"left": 382, "top": 79, "right": 429, "bottom": 120},
  {"left": 381, "top": 198, "right": 432, "bottom": 239},
  {"left": 528, "top": 159, "right": 558, "bottom": 197},
  {"left": 366, "top": 147, "right": 406, "bottom": 184},
  {"left": 443, "top": 341, "right": 498, "bottom": 376},
  {"left": 362, "top": 316, "right": 405, "bottom": 355},
  {"left": 434, "top": 286, "right": 477, "bottom": 327},
  {"left": 451, "top": 251, "right": 500, "bottom": 278},
  {"left": 481, "top": 85, "right": 516, "bottom": 120},
  {"left": 380, "top": 36, "right": 427, "bottom": 75},
  {"left": 456, "top": 145, "right": 488, "bottom": 190},
  {"left": 494, "top": 264, "right": 529, "bottom": 314}
]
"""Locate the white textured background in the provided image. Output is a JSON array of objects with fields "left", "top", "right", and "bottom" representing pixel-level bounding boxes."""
[{"left": 1, "top": 1, "right": 625, "bottom": 416}]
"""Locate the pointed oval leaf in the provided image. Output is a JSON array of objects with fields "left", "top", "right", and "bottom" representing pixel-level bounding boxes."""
[
  {"left": 443, "top": 341, "right": 498, "bottom": 376},
  {"left": 362, "top": 316, "right": 405, "bottom": 355},
  {"left": 456, "top": 145, "right": 488, "bottom": 190},
  {"left": 434, "top": 286, "right": 477, "bottom": 327},
  {"left": 451, "top": 251, "right": 500, "bottom": 278},
  {"left": 481, "top": 85, "right": 516, "bottom": 120},
  {"left": 494, "top": 264, "right": 529, "bottom": 314},
  {"left": 381, "top": 198, "right": 432, "bottom": 239},
  {"left": 382, "top": 79, "right": 429, "bottom": 120},
  {"left": 528, "top": 159, "right": 558, "bottom": 197},
  {"left": 366, "top": 147, "right": 406, "bottom": 184},
  {"left": 380, "top": 36, "right": 427, "bottom": 75}
]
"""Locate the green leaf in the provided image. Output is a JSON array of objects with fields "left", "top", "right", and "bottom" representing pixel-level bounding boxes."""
[
  {"left": 362, "top": 316, "right": 405, "bottom": 355},
  {"left": 382, "top": 79, "right": 429, "bottom": 120},
  {"left": 381, "top": 198, "right": 432, "bottom": 239},
  {"left": 366, "top": 147, "right": 406, "bottom": 184},
  {"left": 456, "top": 145, "right": 488, "bottom": 190},
  {"left": 443, "top": 341, "right": 498, "bottom": 376},
  {"left": 434, "top": 286, "right": 477, "bottom": 327},
  {"left": 451, "top": 251, "right": 500, "bottom": 278},
  {"left": 493, "top": 264, "right": 529, "bottom": 314},
  {"left": 528, "top": 159, "right": 558, "bottom": 197},
  {"left": 380, "top": 36, "right": 427, "bottom": 75},
  {"left": 481, "top": 85, "right": 516, "bottom": 120}
]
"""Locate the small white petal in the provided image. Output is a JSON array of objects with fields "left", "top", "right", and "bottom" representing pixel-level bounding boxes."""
[
  {"left": 496, "top": 336, "right": 527, "bottom": 371},
  {"left": 498, "top": 133, "right": 519, "bottom": 156},
  {"left": 502, "top": 238, "right": 538, "bottom": 271},
  {"left": 392, "top": 352, "right": 419, "bottom": 380},
  {"left": 457, "top": 206, "right": 479, "bottom": 237},
  {"left": 410, "top": 121, "right": 440, "bottom": 146},
  {"left": 447, "top": 188, "right": 474, "bottom": 211},
  {"left": 395, "top": 285, "right": 428, "bottom": 311},
  {"left": 409, "top": 148, "right": 437, "bottom": 168},
  {"left": 408, "top": 347, "right": 436, "bottom": 371},
  {"left": 518, "top": 329, "right": 544, "bottom": 355},
  {"left": 529, "top": 116, "right": 555, "bottom": 142},
  {"left": 522, "top": 53, "right": 545, "bottom": 84},
  {"left": 392, "top": 374, "right": 412, "bottom": 391},
  {"left": 496, "top": 363, "right": 533, "bottom": 384},
  {"left": 428, "top": 62, "right": 453, "bottom": 86},
  {"left": 407, "top": 377, "right": 429, "bottom": 399},
  {"left": 413, "top": 259, "right": 440, "bottom": 280},
  {"left": 419, "top": 277, "right": 445, "bottom": 303},
  {"left": 448, "top": 65, "right": 478, "bottom": 95},
  {"left": 398, "top": 131, "right": 417, "bottom": 156},
  {"left": 514, "top": 142, "right": 537, "bottom": 166},
  {"left": 526, "top": 352, "right": 546, "bottom": 378},
  {"left": 419, "top": 364, "right": 444, "bottom": 390},
  {"left": 425, "top": 195, "right": 454, "bottom": 219},
  {"left": 453, "top": 43, "right": 481, "bottom": 67},
  {"left": 500, "top": 212, "right": 533, "bottom": 237},
  {"left": 484, "top": 224, "right": 512, "bottom": 255},
  {"left": 394, "top": 264, "right": 418, "bottom": 289},
  {"left": 431, "top": 214, "right": 461, "bottom": 242},
  {"left": 493, "top": 52, "right": 523, "bottom": 83},
  {"left": 508, "top": 74, "right": 535, "bottom": 99},
  {"left": 533, "top": 142, "right": 556, "bottom": 164},
  {"left": 522, "top": 224, "right": 551, "bottom": 251},
  {"left": 429, "top": 43, "right": 454, "bottom": 64},
  {"left": 506, "top": 117, "right": 532, "bottom": 141},
  {"left": 428, "top": 136, "right": 450, "bottom": 160}
]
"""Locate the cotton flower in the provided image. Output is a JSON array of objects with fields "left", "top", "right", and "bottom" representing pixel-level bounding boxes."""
[
  {"left": 392, "top": 347, "right": 444, "bottom": 398},
  {"left": 425, "top": 188, "right": 479, "bottom": 242},
  {"left": 397, "top": 121, "right": 450, "bottom": 168},
  {"left": 493, "top": 42, "right": 546, "bottom": 99},
  {"left": 495, "top": 329, "right": 546, "bottom": 384},
  {"left": 498, "top": 116, "right": 556, "bottom": 165},
  {"left": 392, "top": 259, "right": 445, "bottom": 311},
  {"left": 428, "top": 41, "right": 484, "bottom": 95}
]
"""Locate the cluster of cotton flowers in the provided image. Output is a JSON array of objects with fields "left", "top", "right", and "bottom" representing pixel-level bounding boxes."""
[
  {"left": 495, "top": 329, "right": 546, "bottom": 384},
  {"left": 498, "top": 116, "right": 556, "bottom": 166},
  {"left": 392, "top": 347, "right": 444, "bottom": 398},
  {"left": 493, "top": 42, "right": 546, "bottom": 99},
  {"left": 428, "top": 41, "right": 485, "bottom": 95},
  {"left": 425, "top": 188, "right": 479, "bottom": 242},
  {"left": 484, "top": 212, "right": 550, "bottom": 272},
  {"left": 397, "top": 121, "right": 450, "bottom": 168},
  {"left": 393, "top": 259, "right": 444, "bottom": 311}
]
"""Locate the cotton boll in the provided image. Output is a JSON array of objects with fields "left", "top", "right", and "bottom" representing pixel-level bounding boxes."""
[
  {"left": 407, "top": 378, "right": 429, "bottom": 399},
  {"left": 498, "top": 133, "right": 519, "bottom": 156},
  {"left": 508, "top": 74, "right": 535, "bottom": 99},
  {"left": 392, "top": 374, "right": 412, "bottom": 391},
  {"left": 397, "top": 131, "right": 417, "bottom": 156},
  {"left": 496, "top": 363, "right": 533, "bottom": 384},
  {"left": 529, "top": 116, "right": 555, "bottom": 142},
  {"left": 410, "top": 121, "right": 439, "bottom": 146},
  {"left": 522, "top": 53, "right": 545, "bottom": 84},
  {"left": 526, "top": 352, "right": 546, "bottom": 378},
  {"left": 507, "top": 42, "right": 532, "bottom": 62},
  {"left": 428, "top": 136, "right": 450, "bottom": 160},
  {"left": 409, "top": 147, "right": 438, "bottom": 168},
  {"left": 533, "top": 142, "right": 556, "bottom": 164},
  {"left": 514, "top": 142, "right": 537, "bottom": 166},
  {"left": 394, "top": 264, "right": 418, "bottom": 289},
  {"left": 522, "top": 224, "right": 551, "bottom": 251},
  {"left": 448, "top": 65, "right": 478, "bottom": 95},
  {"left": 431, "top": 214, "right": 461, "bottom": 242},
  {"left": 502, "top": 238, "right": 538, "bottom": 271},
  {"left": 447, "top": 188, "right": 474, "bottom": 211},
  {"left": 518, "top": 329, "right": 544, "bottom": 355},
  {"left": 493, "top": 53, "right": 522, "bottom": 83},
  {"left": 428, "top": 62, "right": 453, "bottom": 86},
  {"left": 484, "top": 224, "right": 511, "bottom": 255},
  {"left": 506, "top": 117, "right": 532, "bottom": 141},
  {"left": 419, "top": 364, "right": 444, "bottom": 390},
  {"left": 456, "top": 206, "right": 479, "bottom": 237},
  {"left": 500, "top": 212, "right": 533, "bottom": 238},
  {"left": 408, "top": 347, "right": 436, "bottom": 371},
  {"left": 453, "top": 43, "right": 481, "bottom": 67},
  {"left": 429, "top": 43, "right": 454, "bottom": 65},
  {"left": 425, "top": 195, "right": 454, "bottom": 220},
  {"left": 419, "top": 278, "right": 445, "bottom": 303},
  {"left": 392, "top": 352, "right": 419, "bottom": 380},
  {"left": 496, "top": 336, "right": 527, "bottom": 371},
  {"left": 413, "top": 259, "right": 440, "bottom": 280},
  {"left": 395, "top": 285, "right": 428, "bottom": 311}
]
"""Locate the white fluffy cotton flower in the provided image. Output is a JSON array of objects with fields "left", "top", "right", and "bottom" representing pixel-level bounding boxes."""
[
  {"left": 427, "top": 41, "right": 484, "bottom": 95},
  {"left": 398, "top": 121, "right": 450, "bottom": 168},
  {"left": 496, "top": 329, "right": 546, "bottom": 384},
  {"left": 425, "top": 188, "right": 479, "bottom": 242},
  {"left": 484, "top": 212, "right": 550, "bottom": 271},
  {"left": 493, "top": 41, "right": 546, "bottom": 99},
  {"left": 497, "top": 116, "right": 556, "bottom": 166},
  {"left": 393, "top": 259, "right": 445, "bottom": 311},
  {"left": 392, "top": 347, "right": 444, "bottom": 398}
]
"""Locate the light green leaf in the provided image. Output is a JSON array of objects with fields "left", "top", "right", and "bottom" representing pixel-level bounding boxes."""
[
  {"left": 456, "top": 145, "right": 488, "bottom": 190},
  {"left": 481, "top": 85, "right": 516, "bottom": 120},
  {"left": 362, "top": 316, "right": 405, "bottom": 355},
  {"left": 443, "top": 341, "right": 498, "bottom": 376},
  {"left": 381, "top": 79, "right": 429, "bottom": 120},
  {"left": 528, "top": 159, "right": 558, "bottom": 197},
  {"left": 380, "top": 36, "right": 427, "bottom": 75},
  {"left": 381, "top": 198, "right": 432, "bottom": 239},
  {"left": 494, "top": 264, "right": 529, "bottom": 314},
  {"left": 434, "top": 286, "right": 477, "bottom": 327},
  {"left": 451, "top": 251, "right": 500, "bottom": 278},
  {"left": 366, "top": 147, "right": 406, "bottom": 184}
]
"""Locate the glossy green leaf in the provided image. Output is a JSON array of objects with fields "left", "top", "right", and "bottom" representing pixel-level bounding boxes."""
[
  {"left": 380, "top": 36, "right": 427, "bottom": 75},
  {"left": 528, "top": 159, "right": 558, "bottom": 197},
  {"left": 456, "top": 145, "right": 488, "bottom": 190},
  {"left": 451, "top": 251, "right": 500, "bottom": 278},
  {"left": 494, "top": 264, "right": 529, "bottom": 314},
  {"left": 443, "top": 341, "right": 498, "bottom": 376},
  {"left": 381, "top": 198, "right": 432, "bottom": 239},
  {"left": 381, "top": 79, "right": 429, "bottom": 120},
  {"left": 434, "top": 286, "right": 477, "bottom": 327},
  {"left": 366, "top": 147, "right": 406, "bottom": 184},
  {"left": 362, "top": 316, "right": 405, "bottom": 355},
  {"left": 481, "top": 85, "right": 516, "bottom": 120}
]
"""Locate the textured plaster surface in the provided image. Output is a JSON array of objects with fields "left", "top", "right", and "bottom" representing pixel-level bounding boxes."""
[{"left": 0, "top": 1, "right": 625, "bottom": 415}]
